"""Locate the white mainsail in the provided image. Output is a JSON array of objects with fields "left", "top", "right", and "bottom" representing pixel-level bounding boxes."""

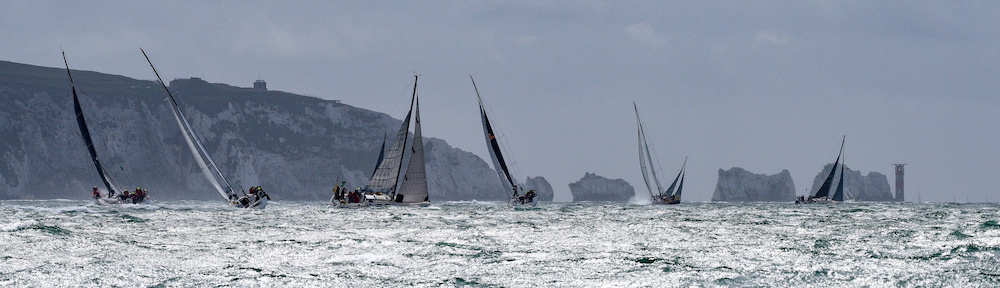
[
  {"left": 365, "top": 110, "right": 411, "bottom": 193},
  {"left": 364, "top": 77, "right": 418, "bottom": 195},
  {"left": 142, "top": 48, "right": 239, "bottom": 202},
  {"left": 394, "top": 95, "right": 428, "bottom": 203},
  {"left": 635, "top": 103, "right": 665, "bottom": 199}
]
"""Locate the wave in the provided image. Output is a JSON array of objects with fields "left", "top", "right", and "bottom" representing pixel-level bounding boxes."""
[
  {"left": 6, "top": 204, "right": 98, "bottom": 214},
  {"left": 0, "top": 220, "right": 38, "bottom": 232},
  {"left": 0, "top": 220, "right": 71, "bottom": 236},
  {"left": 325, "top": 253, "right": 397, "bottom": 264}
]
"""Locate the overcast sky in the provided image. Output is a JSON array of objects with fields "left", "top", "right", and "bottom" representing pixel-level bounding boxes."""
[{"left": 4, "top": 1, "right": 999, "bottom": 202}]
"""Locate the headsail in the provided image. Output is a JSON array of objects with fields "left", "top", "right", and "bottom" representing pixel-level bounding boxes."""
[
  {"left": 675, "top": 168, "right": 685, "bottom": 197},
  {"left": 142, "top": 48, "right": 240, "bottom": 202},
  {"left": 473, "top": 76, "right": 517, "bottom": 197},
  {"left": 664, "top": 157, "right": 687, "bottom": 197},
  {"left": 65, "top": 51, "right": 121, "bottom": 195},
  {"left": 812, "top": 136, "right": 845, "bottom": 199},
  {"left": 369, "top": 133, "right": 387, "bottom": 179},
  {"left": 832, "top": 154, "right": 846, "bottom": 202},
  {"left": 395, "top": 95, "right": 428, "bottom": 203}
]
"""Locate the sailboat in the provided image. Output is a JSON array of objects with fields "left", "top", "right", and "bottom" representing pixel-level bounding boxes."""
[
  {"left": 332, "top": 134, "right": 386, "bottom": 207},
  {"left": 64, "top": 51, "right": 140, "bottom": 205},
  {"left": 335, "top": 76, "right": 429, "bottom": 208},
  {"left": 141, "top": 49, "right": 269, "bottom": 209},
  {"left": 471, "top": 76, "right": 537, "bottom": 206},
  {"left": 635, "top": 104, "right": 684, "bottom": 205},
  {"left": 796, "top": 136, "right": 845, "bottom": 204}
]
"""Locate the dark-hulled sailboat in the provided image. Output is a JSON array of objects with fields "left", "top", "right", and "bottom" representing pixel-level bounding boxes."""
[
  {"left": 141, "top": 49, "right": 269, "bottom": 209},
  {"left": 796, "top": 136, "right": 845, "bottom": 204},
  {"left": 635, "top": 103, "right": 684, "bottom": 204},
  {"left": 471, "top": 76, "right": 537, "bottom": 206},
  {"left": 336, "top": 75, "right": 429, "bottom": 208}
]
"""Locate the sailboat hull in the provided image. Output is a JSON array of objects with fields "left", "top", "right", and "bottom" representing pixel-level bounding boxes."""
[
  {"left": 508, "top": 198, "right": 538, "bottom": 207},
  {"left": 387, "top": 201, "right": 431, "bottom": 207},
  {"left": 332, "top": 201, "right": 369, "bottom": 208},
  {"left": 795, "top": 196, "right": 841, "bottom": 204},
  {"left": 651, "top": 195, "right": 681, "bottom": 205},
  {"left": 251, "top": 197, "right": 268, "bottom": 209},
  {"left": 95, "top": 197, "right": 122, "bottom": 205}
]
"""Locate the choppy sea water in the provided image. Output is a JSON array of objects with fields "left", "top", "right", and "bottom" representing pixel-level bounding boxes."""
[{"left": 2, "top": 200, "right": 1000, "bottom": 287}]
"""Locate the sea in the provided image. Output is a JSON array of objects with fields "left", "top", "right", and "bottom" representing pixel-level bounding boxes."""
[{"left": 1, "top": 200, "right": 999, "bottom": 287}]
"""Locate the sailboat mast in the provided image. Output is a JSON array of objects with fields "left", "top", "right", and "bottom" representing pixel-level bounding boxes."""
[
  {"left": 635, "top": 103, "right": 656, "bottom": 199},
  {"left": 395, "top": 94, "right": 429, "bottom": 203},
  {"left": 142, "top": 48, "right": 240, "bottom": 200},
  {"left": 675, "top": 163, "right": 685, "bottom": 197},
  {"left": 813, "top": 135, "right": 845, "bottom": 199},
  {"left": 675, "top": 157, "right": 687, "bottom": 197},
  {"left": 392, "top": 75, "right": 418, "bottom": 198},
  {"left": 634, "top": 104, "right": 666, "bottom": 198},
  {"left": 64, "top": 50, "right": 120, "bottom": 194},
  {"left": 473, "top": 76, "right": 517, "bottom": 197},
  {"left": 833, "top": 152, "right": 846, "bottom": 202}
]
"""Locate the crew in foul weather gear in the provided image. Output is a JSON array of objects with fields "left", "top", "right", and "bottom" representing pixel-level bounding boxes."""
[
  {"left": 256, "top": 186, "right": 270, "bottom": 200},
  {"left": 525, "top": 189, "right": 537, "bottom": 203},
  {"left": 332, "top": 184, "right": 342, "bottom": 201}
]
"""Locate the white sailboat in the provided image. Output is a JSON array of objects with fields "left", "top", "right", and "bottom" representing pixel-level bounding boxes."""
[
  {"left": 471, "top": 76, "right": 537, "bottom": 206},
  {"left": 334, "top": 75, "right": 429, "bottom": 207},
  {"left": 635, "top": 103, "right": 684, "bottom": 205},
  {"left": 141, "top": 49, "right": 269, "bottom": 209}
]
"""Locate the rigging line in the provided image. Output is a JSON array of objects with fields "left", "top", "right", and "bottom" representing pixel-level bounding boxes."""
[
  {"left": 142, "top": 48, "right": 240, "bottom": 199},
  {"left": 474, "top": 80, "right": 524, "bottom": 184},
  {"left": 648, "top": 142, "right": 668, "bottom": 175},
  {"left": 388, "top": 76, "right": 417, "bottom": 119}
]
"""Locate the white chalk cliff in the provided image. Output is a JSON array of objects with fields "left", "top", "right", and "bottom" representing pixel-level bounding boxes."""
[
  {"left": 569, "top": 173, "right": 635, "bottom": 202},
  {"left": 712, "top": 167, "right": 796, "bottom": 202}
]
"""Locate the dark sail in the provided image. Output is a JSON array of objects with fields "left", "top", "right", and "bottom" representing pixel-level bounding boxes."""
[
  {"left": 472, "top": 76, "right": 516, "bottom": 196},
  {"left": 675, "top": 170, "right": 685, "bottom": 197},
  {"left": 663, "top": 157, "right": 688, "bottom": 200},
  {"left": 369, "top": 134, "right": 387, "bottom": 179},
  {"left": 481, "top": 105, "right": 515, "bottom": 189},
  {"left": 832, "top": 158, "right": 846, "bottom": 202},
  {"left": 73, "top": 94, "right": 116, "bottom": 193},
  {"left": 813, "top": 163, "right": 838, "bottom": 199},
  {"left": 674, "top": 158, "right": 688, "bottom": 197},
  {"left": 664, "top": 170, "right": 681, "bottom": 197},
  {"left": 812, "top": 136, "right": 845, "bottom": 199},
  {"left": 65, "top": 51, "right": 117, "bottom": 194}
]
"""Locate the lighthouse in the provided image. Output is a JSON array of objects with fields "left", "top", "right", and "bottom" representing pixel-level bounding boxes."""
[{"left": 893, "top": 164, "right": 905, "bottom": 202}]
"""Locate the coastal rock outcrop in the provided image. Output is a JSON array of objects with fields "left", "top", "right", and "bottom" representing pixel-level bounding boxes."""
[
  {"left": 712, "top": 168, "right": 796, "bottom": 202},
  {"left": 0, "top": 60, "right": 502, "bottom": 201},
  {"left": 523, "top": 176, "right": 554, "bottom": 202},
  {"left": 569, "top": 173, "right": 635, "bottom": 201},
  {"left": 809, "top": 164, "right": 893, "bottom": 201}
]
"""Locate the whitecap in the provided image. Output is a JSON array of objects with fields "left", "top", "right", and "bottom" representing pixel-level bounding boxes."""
[
  {"left": 8, "top": 205, "right": 97, "bottom": 214},
  {"left": 0, "top": 220, "right": 38, "bottom": 232},
  {"left": 325, "top": 253, "right": 396, "bottom": 264}
]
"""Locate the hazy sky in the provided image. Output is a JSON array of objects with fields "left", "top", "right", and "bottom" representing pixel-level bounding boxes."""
[{"left": 4, "top": 1, "right": 999, "bottom": 202}]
